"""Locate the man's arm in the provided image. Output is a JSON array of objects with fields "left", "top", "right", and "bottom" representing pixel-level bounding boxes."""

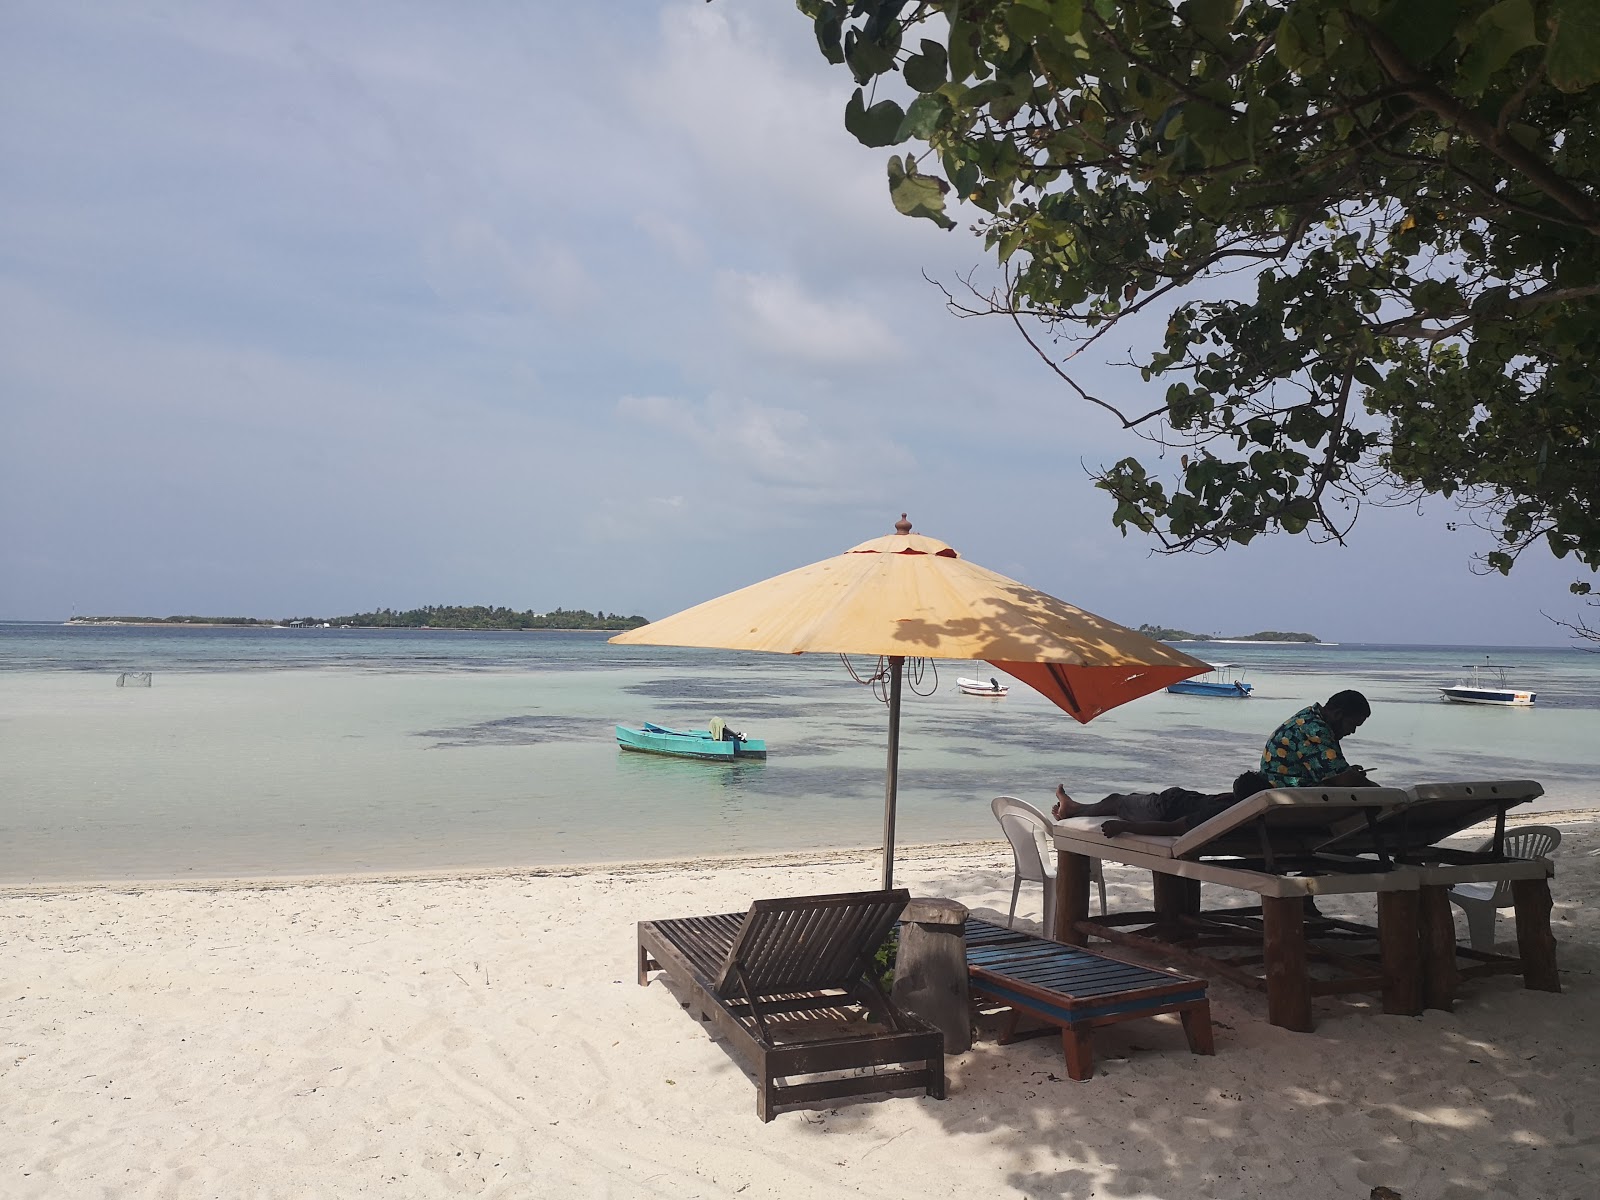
[{"left": 1321, "top": 765, "right": 1380, "bottom": 787}]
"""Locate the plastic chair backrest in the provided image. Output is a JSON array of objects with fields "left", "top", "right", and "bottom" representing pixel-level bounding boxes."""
[
  {"left": 991, "top": 795, "right": 1054, "bottom": 885},
  {"left": 1471, "top": 824, "right": 1562, "bottom": 905}
]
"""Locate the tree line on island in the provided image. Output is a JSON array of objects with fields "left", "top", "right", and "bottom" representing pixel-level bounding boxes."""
[
  {"left": 1138, "top": 624, "right": 1320, "bottom": 644},
  {"left": 68, "top": 605, "right": 649, "bottom": 631}
]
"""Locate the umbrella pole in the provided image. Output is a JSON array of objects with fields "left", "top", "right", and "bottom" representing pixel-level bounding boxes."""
[{"left": 881, "top": 655, "right": 904, "bottom": 891}]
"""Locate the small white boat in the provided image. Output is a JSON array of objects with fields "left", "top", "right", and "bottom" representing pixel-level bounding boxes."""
[
  {"left": 957, "top": 676, "right": 1008, "bottom": 697},
  {"left": 1440, "top": 659, "right": 1535, "bottom": 706}
]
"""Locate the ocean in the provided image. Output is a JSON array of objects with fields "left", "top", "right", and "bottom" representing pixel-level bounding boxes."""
[{"left": 2, "top": 622, "right": 1597, "bottom": 885}]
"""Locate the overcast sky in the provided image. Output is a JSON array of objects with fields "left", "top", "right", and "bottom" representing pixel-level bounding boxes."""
[{"left": 1, "top": 1, "right": 1589, "bottom": 644}]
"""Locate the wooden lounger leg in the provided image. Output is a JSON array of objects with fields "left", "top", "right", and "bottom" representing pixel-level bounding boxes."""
[
  {"left": 1054, "top": 851, "right": 1092, "bottom": 946},
  {"left": 1378, "top": 890, "right": 1423, "bottom": 1016},
  {"left": 1512, "top": 878, "right": 1561, "bottom": 993},
  {"left": 1179, "top": 1001, "right": 1215, "bottom": 1057},
  {"left": 1153, "top": 874, "right": 1201, "bottom": 934},
  {"left": 637, "top": 939, "right": 654, "bottom": 986},
  {"left": 1061, "top": 1026, "right": 1094, "bottom": 1081},
  {"left": 1417, "top": 884, "right": 1459, "bottom": 1011},
  {"left": 1262, "top": 896, "right": 1313, "bottom": 1032}
]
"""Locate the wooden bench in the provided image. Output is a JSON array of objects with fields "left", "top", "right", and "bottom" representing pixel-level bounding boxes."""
[{"left": 965, "top": 917, "right": 1214, "bottom": 1080}]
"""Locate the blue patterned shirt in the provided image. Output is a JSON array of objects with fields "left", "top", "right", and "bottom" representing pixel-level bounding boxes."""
[{"left": 1260, "top": 703, "right": 1350, "bottom": 787}]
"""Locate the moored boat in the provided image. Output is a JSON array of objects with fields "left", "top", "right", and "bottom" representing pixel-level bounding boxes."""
[
  {"left": 957, "top": 676, "right": 1009, "bottom": 697},
  {"left": 1166, "top": 664, "right": 1253, "bottom": 698},
  {"left": 1440, "top": 659, "right": 1535, "bottom": 706},
  {"left": 615, "top": 721, "right": 767, "bottom": 759}
]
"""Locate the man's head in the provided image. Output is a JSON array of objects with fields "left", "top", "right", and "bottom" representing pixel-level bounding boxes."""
[
  {"left": 1232, "top": 770, "right": 1271, "bottom": 800},
  {"left": 1323, "top": 690, "right": 1371, "bottom": 738}
]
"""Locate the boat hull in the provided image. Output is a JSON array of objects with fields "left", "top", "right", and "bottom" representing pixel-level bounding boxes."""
[
  {"left": 615, "top": 725, "right": 767, "bottom": 759},
  {"left": 956, "top": 677, "right": 1008, "bottom": 696},
  {"left": 1439, "top": 688, "right": 1535, "bottom": 706},
  {"left": 1166, "top": 680, "right": 1253, "bottom": 698}
]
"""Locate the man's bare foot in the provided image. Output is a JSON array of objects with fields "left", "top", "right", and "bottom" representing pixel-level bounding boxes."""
[{"left": 1052, "top": 785, "right": 1082, "bottom": 820}]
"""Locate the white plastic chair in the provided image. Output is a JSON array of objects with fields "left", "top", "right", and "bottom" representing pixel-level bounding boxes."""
[
  {"left": 991, "top": 795, "right": 1107, "bottom": 933},
  {"left": 1448, "top": 825, "right": 1562, "bottom": 950}
]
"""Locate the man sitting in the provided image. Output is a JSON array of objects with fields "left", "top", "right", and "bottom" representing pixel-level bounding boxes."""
[
  {"left": 1052, "top": 771, "right": 1272, "bottom": 837},
  {"left": 1260, "top": 690, "right": 1379, "bottom": 788}
]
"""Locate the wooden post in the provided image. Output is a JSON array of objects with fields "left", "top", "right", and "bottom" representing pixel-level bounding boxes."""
[
  {"left": 1153, "top": 873, "right": 1201, "bottom": 931},
  {"left": 1377, "top": 890, "right": 1423, "bottom": 1016},
  {"left": 1417, "top": 884, "right": 1459, "bottom": 1011},
  {"left": 1262, "top": 895, "right": 1313, "bottom": 1032},
  {"left": 891, "top": 897, "right": 972, "bottom": 1053},
  {"left": 1511, "top": 878, "right": 1561, "bottom": 992},
  {"left": 1054, "top": 850, "right": 1091, "bottom": 946}
]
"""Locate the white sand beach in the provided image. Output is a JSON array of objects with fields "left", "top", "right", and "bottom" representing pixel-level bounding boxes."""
[{"left": 5, "top": 819, "right": 1598, "bottom": 1200}]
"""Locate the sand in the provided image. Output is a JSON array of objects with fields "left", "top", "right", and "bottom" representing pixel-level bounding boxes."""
[{"left": 4, "top": 820, "right": 1598, "bottom": 1200}]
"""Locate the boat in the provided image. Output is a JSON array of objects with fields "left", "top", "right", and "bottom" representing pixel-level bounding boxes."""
[
  {"left": 1440, "top": 659, "right": 1535, "bottom": 706},
  {"left": 1165, "top": 664, "right": 1253, "bottom": 698},
  {"left": 615, "top": 721, "right": 767, "bottom": 760},
  {"left": 957, "top": 676, "right": 1009, "bottom": 697}
]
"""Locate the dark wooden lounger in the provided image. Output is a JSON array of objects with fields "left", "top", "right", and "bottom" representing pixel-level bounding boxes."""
[
  {"left": 965, "top": 917, "right": 1214, "bottom": 1080},
  {"left": 637, "top": 889, "right": 945, "bottom": 1121}
]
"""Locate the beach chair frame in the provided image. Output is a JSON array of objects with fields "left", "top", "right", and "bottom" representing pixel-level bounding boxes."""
[{"left": 637, "top": 889, "right": 945, "bottom": 1122}]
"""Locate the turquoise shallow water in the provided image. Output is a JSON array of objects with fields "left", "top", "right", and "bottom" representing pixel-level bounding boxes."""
[{"left": 2, "top": 624, "right": 1596, "bottom": 884}]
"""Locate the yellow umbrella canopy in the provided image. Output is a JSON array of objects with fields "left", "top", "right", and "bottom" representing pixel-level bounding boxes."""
[
  {"left": 610, "top": 515, "right": 1208, "bottom": 886},
  {"left": 611, "top": 516, "right": 1207, "bottom": 721}
]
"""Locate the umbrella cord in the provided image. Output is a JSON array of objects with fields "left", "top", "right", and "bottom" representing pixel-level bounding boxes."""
[{"left": 838, "top": 654, "right": 939, "bottom": 702}]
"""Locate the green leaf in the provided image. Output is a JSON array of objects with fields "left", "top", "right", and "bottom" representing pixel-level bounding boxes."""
[
  {"left": 897, "top": 92, "right": 947, "bottom": 141},
  {"left": 1051, "top": 0, "right": 1085, "bottom": 37},
  {"left": 1547, "top": 0, "right": 1600, "bottom": 92},
  {"left": 902, "top": 39, "right": 948, "bottom": 92},
  {"left": 1375, "top": 0, "right": 1459, "bottom": 66},
  {"left": 1455, "top": 0, "right": 1541, "bottom": 96},
  {"left": 811, "top": 5, "right": 845, "bottom": 67},
  {"left": 846, "top": 88, "right": 907, "bottom": 147},
  {"left": 887, "top": 155, "right": 957, "bottom": 229}
]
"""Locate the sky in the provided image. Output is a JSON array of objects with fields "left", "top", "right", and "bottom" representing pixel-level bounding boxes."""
[{"left": 0, "top": 1, "right": 1591, "bottom": 645}]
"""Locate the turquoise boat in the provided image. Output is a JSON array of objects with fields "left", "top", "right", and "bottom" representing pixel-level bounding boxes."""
[{"left": 615, "top": 721, "right": 767, "bottom": 760}]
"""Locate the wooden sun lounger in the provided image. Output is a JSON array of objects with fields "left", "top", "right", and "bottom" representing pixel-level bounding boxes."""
[
  {"left": 1051, "top": 787, "right": 1422, "bottom": 1032},
  {"left": 636, "top": 889, "right": 945, "bottom": 1122},
  {"left": 964, "top": 917, "right": 1213, "bottom": 1080},
  {"left": 1316, "top": 781, "right": 1559, "bottom": 1007}
]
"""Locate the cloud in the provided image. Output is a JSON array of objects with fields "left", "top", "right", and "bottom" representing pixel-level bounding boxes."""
[
  {"left": 716, "top": 271, "right": 901, "bottom": 365},
  {"left": 617, "top": 393, "right": 914, "bottom": 495},
  {"left": 423, "top": 219, "right": 601, "bottom": 313}
]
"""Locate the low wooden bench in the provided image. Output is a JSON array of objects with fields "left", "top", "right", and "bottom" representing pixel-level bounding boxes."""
[{"left": 965, "top": 917, "right": 1214, "bottom": 1080}]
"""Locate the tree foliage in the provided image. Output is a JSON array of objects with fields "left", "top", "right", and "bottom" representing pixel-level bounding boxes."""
[
  {"left": 313, "top": 606, "right": 648, "bottom": 631},
  {"left": 800, "top": 0, "right": 1600, "bottom": 599}
]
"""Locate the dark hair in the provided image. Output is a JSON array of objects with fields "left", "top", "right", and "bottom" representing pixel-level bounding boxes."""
[
  {"left": 1325, "top": 689, "right": 1371, "bottom": 719},
  {"left": 1232, "top": 770, "right": 1271, "bottom": 800}
]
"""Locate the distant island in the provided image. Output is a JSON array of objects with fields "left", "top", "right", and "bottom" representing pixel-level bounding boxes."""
[
  {"left": 1138, "top": 624, "right": 1321, "bottom": 644},
  {"left": 67, "top": 605, "right": 650, "bottom": 631}
]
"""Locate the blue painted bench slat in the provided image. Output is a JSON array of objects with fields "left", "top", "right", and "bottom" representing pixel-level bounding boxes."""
[{"left": 964, "top": 917, "right": 1216, "bottom": 1080}]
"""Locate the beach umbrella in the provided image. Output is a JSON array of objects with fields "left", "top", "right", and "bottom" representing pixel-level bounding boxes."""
[{"left": 610, "top": 515, "right": 1208, "bottom": 887}]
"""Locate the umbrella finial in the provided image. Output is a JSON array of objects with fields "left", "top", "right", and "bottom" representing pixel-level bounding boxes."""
[{"left": 895, "top": 513, "right": 912, "bottom": 535}]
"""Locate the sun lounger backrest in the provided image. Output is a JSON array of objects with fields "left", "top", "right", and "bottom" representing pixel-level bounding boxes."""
[
  {"left": 1318, "top": 780, "right": 1544, "bottom": 855},
  {"left": 715, "top": 889, "right": 908, "bottom": 997},
  {"left": 1172, "top": 787, "right": 1411, "bottom": 858}
]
